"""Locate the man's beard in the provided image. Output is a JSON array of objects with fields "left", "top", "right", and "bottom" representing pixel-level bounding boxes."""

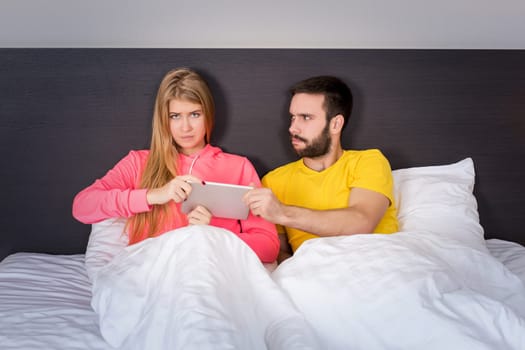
[{"left": 291, "top": 122, "right": 331, "bottom": 158}]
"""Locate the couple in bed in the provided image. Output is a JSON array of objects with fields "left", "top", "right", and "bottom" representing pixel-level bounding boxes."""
[
  {"left": 72, "top": 67, "right": 399, "bottom": 348},
  {"left": 73, "top": 67, "right": 398, "bottom": 265},
  {"left": 71, "top": 68, "right": 525, "bottom": 350}
]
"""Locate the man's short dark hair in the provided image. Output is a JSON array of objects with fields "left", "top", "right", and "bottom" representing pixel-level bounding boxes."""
[{"left": 289, "top": 76, "right": 353, "bottom": 130}]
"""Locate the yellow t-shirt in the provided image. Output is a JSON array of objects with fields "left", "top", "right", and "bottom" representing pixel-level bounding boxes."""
[{"left": 262, "top": 149, "right": 399, "bottom": 252}]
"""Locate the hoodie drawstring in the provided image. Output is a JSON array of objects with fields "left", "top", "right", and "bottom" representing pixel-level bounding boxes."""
[{"left": 188, "top": 154, "right": 199, "bottom": 175}]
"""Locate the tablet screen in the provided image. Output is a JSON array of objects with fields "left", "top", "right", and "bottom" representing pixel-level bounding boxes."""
[{"left": 181, "top": 181, "right": 253, "bottom": 220}]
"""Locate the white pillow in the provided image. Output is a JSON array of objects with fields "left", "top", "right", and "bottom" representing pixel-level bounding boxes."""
[
  {"left": 85, "top": 218, "right": 128, "bottom": 281},
  {"left": 392, "top": 158, "right": 486, "bottom": 251}
]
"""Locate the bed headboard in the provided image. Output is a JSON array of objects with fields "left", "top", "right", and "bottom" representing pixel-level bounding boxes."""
[{"left": 1, "top": 49, "right": 524, "bottom": 260}]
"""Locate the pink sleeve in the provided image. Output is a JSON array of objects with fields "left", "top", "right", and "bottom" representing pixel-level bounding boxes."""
[
  {"left": 72, "top": 151, "right": 152, "bottom": 224},
  {"left": 236, "top": 160, "right": 280, "bottom": 263}
]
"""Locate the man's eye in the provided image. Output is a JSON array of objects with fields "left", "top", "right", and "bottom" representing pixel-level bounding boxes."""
[
  {"left": 303, "top": 115, "right": 311, "bottom": 120},
  {"left": 290, "top": 115, "right": 296, "bottom": 121}
]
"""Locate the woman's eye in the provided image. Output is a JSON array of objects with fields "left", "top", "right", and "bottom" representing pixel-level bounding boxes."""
[
  {"left": 191, "top": 112, "right": 201, "bottom": 118},
  {"left": 169, "top": 114, "right": 180, "bottom": 119}
]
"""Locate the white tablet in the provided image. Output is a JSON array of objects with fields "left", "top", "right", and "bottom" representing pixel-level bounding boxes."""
[{"left": 181, "top": 181, "right": 253, "bottom": 220}]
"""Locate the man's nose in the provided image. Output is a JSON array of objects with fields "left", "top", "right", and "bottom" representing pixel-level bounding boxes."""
[{"left": 289, "top": 119, "right": 300, "bottom": 135}]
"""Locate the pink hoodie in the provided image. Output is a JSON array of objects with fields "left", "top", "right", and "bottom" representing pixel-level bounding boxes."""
[{"left": 72, "top": 144, "right": 279, "bottom": 262}]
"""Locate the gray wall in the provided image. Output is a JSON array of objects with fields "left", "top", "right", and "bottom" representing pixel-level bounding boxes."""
[{"left": 1, "top": 0, "right": 524, "bottom": 48}]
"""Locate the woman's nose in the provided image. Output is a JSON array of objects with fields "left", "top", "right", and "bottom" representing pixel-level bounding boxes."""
[{"left": 181, "top": 116, "right": 192, "bottom": 130}]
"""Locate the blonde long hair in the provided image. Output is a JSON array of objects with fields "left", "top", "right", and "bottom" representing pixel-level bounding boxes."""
[{"left": 127, "top": 68, "right": 215, "bottom": 244}]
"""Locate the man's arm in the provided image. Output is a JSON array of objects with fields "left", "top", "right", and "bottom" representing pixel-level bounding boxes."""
[{"left": 244, "top": 187, "right": 389, "bottom": 237}]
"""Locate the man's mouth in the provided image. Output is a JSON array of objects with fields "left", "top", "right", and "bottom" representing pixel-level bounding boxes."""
[{"left": 291, "top": 135, "right": 307, "bottom": 144}]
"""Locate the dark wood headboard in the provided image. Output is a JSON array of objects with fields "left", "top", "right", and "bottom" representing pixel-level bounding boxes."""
[{"left": 1, "top": 49, "right": 524, "bottom": 260}]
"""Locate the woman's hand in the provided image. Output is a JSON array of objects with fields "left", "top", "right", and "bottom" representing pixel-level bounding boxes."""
[
  {"left": 187, "top": 205, "right": 212, "bottom": 225},
  {"left": 146, "top": 175, "right": 202, "bottom": 205}
]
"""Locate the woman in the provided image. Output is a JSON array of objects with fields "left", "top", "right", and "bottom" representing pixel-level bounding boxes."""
[{"left": 73, "top": 68, "right": 279, "bottom": 263}]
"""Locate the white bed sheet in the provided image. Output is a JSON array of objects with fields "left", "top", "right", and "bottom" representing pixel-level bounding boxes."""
[
  {"left": 1, "top": 237, "right": 524, "bottom": 350},
  {"left": 0, "top": 253, "right": 108, "bottom": 350}
]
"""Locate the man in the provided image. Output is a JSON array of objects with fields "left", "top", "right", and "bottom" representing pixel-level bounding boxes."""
[{"left": 244, "top": 75, "right": 399, "bottom": 263}]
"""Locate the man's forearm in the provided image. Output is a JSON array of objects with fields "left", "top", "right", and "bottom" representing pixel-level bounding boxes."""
[{"left": 278, "top": 205, "right": 373, "bottom": 237}]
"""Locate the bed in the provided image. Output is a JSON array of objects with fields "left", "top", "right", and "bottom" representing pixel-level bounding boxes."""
[{"left": 1, "top": 49, "right": 525, "bottom": 349}]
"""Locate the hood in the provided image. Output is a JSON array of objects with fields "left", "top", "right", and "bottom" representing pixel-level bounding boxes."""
[{"left": 178, "top": 144, "right": 222, "bottom": 175}]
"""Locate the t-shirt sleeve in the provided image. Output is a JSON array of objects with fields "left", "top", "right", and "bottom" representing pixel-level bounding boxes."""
[{"left": 350, "top": 149, "right": 395, "bottom": 205}]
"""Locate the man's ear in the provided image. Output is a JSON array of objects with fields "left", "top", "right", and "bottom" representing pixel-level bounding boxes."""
[{"left": 331, "top": 114, "right": 344, "bottom": 133}]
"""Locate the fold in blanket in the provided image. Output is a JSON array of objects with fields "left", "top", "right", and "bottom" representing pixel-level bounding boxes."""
[
  {"left": 273, "top": 231, "right": 525, "bottom": 350},
  {"left": 89, "top": 224, "right": 525, "bottom": 350},
  {"left": 90, "top": 225, "right": 319, "bottom": 350}
]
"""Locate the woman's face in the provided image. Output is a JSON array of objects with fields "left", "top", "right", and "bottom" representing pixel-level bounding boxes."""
[{"left": 168, "top": 99, "right": 207, "bottom": 156}]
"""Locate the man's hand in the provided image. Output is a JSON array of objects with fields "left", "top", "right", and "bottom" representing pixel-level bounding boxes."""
[{"left": 243, "top": 187, "right": 285, "bottom": 224}]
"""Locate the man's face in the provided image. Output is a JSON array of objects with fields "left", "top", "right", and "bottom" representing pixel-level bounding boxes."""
[{"left": 289, "top": 93, "right": 331, "bottom": 158}]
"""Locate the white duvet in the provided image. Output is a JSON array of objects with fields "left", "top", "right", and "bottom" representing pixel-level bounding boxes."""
[
  {"left": 90, "top": 225, "right": 525, "bottom": 350},
  {"left": 90, "top": 225, "right": 319, "bottom": 350},
  {"left": 274, "top": 231, "right": 525, "bottom": 350}
]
